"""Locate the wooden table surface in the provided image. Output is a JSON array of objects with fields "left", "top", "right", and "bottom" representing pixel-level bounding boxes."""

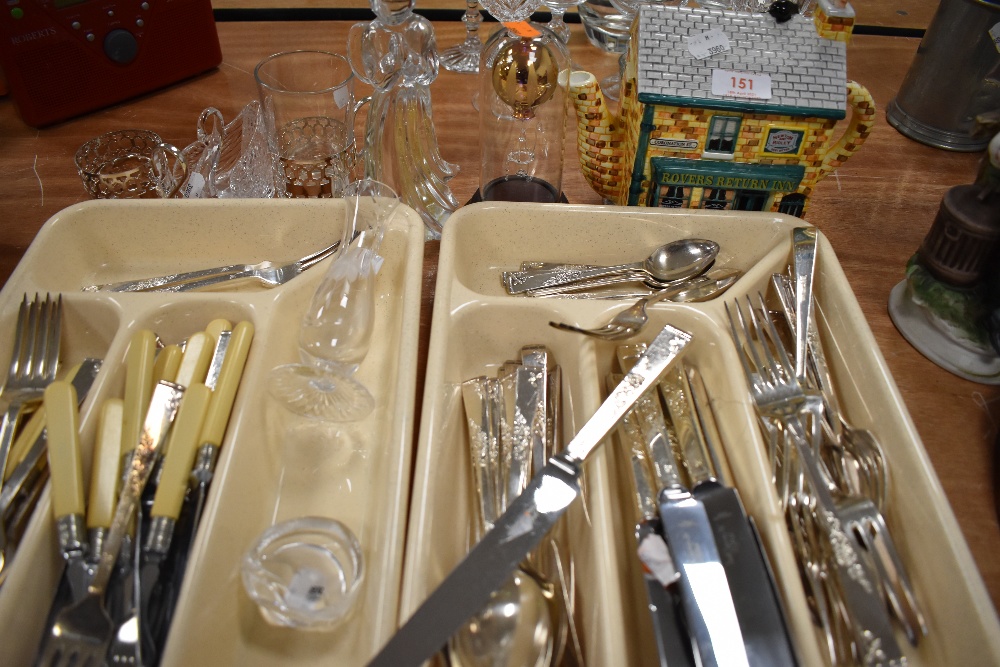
[{"left": 1, "top": 12, "right": 998, "bottom": 629}]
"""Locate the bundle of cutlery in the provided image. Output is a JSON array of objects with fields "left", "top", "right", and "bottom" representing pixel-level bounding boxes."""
[
  {"left": 33, "top": 320, "right": 253, "bottom": 667},
  {"left": 368, "top": 325, "right": 692, "bottom": 667},
  {"left": 501, "top": 239, "right": 722, "bottom": 299},
  {"left": 610, "top": 351, "right": 797, "bottom": 667},
  {"left": 725, "top": 227, "right": 925, "bottom": 666},
  {"left": 452, "top": 344, "right": 584, "bottom": 667},
  {"left": 0, "top": 293, "right": 63, "bottom": 586}
]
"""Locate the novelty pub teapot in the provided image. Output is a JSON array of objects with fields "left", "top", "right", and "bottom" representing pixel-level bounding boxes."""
[{"left": 569, "top": 0, "right": 875, "bottom": 218}]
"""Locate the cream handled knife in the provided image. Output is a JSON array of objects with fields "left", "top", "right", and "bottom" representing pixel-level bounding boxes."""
[
  {"left": 140, "top": 382, "right": 212, "bottom": 663},
  {"left": 121, "top": 330, "right": 158, "bottom": 462},
  {"left": 164, "top": 322, "right": 254, "bottom": 635},
  {"left": 152, "top": 345, "right": 183, "bottom": 386},
  {"left": 43, "top": 381, "right": 90, "bottom": 603},
  {"left": 148, "top": 384, "right": 212, "bottom": 536},
  {"left": 87, "top": 398, "right": 124, "bottom": 562}
]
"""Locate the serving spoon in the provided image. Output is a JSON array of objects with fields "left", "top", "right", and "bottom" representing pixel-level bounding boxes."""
[{"left": 504, "top": 238, "right": 719, "bottom": 294}]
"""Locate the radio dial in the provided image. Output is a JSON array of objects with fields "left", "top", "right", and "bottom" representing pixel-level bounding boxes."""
[{"left": 104, "top": 28, "right": 138, "bottom": 64}]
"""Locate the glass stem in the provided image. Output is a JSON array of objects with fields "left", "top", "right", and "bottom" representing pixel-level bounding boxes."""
[{"left": 463, "top": 0, "right": 482, "bottom": 42}]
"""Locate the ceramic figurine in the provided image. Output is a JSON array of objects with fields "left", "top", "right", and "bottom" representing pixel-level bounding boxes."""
[
  {"left": 888, "top": 182, "right": 1000, "bottom": 384},
  {"left": 568, "top": 0, "right": 874, "bottom": 217},
  {"left": 349, "top": 0, "right": 460, "bottom": 237}
]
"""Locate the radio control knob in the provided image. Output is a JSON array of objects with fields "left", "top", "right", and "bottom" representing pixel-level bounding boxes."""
[{"left": 104, "top": 28, "right": 138, "bottom": 64}]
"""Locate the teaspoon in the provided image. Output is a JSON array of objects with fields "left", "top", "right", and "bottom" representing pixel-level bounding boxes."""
[{"left": 503, "top": 238, "right": 719, "bottom": 294}]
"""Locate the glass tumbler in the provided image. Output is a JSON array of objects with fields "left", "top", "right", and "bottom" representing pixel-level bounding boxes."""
[{"left": 255, "top": 50, "right": 367, "bottom": 198}]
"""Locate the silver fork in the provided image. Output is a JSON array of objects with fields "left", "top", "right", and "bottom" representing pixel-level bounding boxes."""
[
  {"left": 82, "top": 237, "right": 345, "bottom": 293},
  {"left": 837, "top": 496, "right": 928, "bottom": 646},
  {"left": 727, "top": 295, "right": 906, "bottom": 664},
  {"left": 752, "top": 286, "right": 926, "bottom": 646},
  {"left": 0, "top": 294, "right": 61, "bottom": 576},
  {"left": 549, "top": 271, "right": 740, "bottom": 341}
]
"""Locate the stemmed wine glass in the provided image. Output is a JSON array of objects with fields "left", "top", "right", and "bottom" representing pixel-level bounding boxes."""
[
  {"left": 441, "top": 0, "right": 484, "bottom": 73},
  {"left": 600, "top": 0, "right": 681, "bottom": 100},
  {"left": 269, "top": 179, "right": 400, "bottom": 421},
  {"left": 545, "top": 0, "right": 585, "bottom": 43}
]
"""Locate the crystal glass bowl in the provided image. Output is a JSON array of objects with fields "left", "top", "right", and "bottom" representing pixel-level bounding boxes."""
[{"left": 242, "top": 516, "right": 365, "bottom": 631}]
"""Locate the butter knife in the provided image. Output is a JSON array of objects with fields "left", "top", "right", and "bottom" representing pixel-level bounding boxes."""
[{"left": 367, "top": 324, "right": 692, "bottom": 667}]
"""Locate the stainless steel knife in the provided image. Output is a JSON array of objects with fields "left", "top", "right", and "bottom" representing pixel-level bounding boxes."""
[
  {"left": 678, "top": 364, "right": 799, "bottom": 667},
  {"left": 367, "top": 324, "right": 692, "bottom": 667},
  {"left": 609, "top": 373, "right": 695, "bottom": 667},
  {"left": 623, "top": 357, "right": 748, "bottom": 667}
]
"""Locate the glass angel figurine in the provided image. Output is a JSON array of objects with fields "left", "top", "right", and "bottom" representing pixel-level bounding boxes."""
[{"left": 349, "top": 0, "right": 460, "bottom": 237}]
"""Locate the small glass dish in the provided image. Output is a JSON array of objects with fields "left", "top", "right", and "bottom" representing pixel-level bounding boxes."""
[
  {"left": 75, "top": 129, "right": 187, "bottom": 199},
  {"left": 241, "top": 516, "right": 365, "bottom": 631}
]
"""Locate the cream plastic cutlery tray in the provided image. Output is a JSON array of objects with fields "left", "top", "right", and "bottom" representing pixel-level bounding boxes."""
[
  {"left": 0, "top": 198, "right": 425, "bottom": 666},
  {"left": 401, "top": 202, "right": 1000, "bottom": 666}
]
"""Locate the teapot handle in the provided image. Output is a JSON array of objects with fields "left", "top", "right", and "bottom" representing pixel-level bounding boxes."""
[{"left": 815, "top": 80, "right": 876, "bottom": 182}]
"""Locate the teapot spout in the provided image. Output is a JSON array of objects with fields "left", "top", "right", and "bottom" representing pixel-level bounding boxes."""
[{"left": 569, "top": 71, "right": 628, "bottom": 204}]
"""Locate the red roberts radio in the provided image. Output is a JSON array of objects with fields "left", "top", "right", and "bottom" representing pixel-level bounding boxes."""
[{"left": 0, "top": 0, "right": 222, "bottom": 127}]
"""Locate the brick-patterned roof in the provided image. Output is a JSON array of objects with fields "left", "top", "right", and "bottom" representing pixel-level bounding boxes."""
[{"left": 635, "top": 4, "right": 847, "bottom": 118}]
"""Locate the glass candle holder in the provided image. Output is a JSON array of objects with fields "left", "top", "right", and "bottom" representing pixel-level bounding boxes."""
[
  {"left": 242, "top": 516, "right": 364, "bottom": 631},
  {"left": 478, "top": 23, "right": 570, "bottom": 203}
]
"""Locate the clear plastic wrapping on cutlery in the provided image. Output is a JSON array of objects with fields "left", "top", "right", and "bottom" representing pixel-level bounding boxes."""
[
  {"left": 404, "top": 202, "right": 1000, "bottom": 666},
  {"left": 0, "top": 198, "right": 425, "bottom": 666}
]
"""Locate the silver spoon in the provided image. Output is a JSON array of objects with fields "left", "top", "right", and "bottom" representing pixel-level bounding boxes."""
[
  {"left": 504, "top": 238, "right": 719, "bottom": 294},
  {"left": 449, "top": 568, "right": 554, "bottom": 667}
]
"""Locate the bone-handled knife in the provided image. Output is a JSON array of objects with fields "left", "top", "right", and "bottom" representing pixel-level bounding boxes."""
[
  {"left": 188, "top": 320, "right": 254, "bottom": 519},
  {"left": 0, "top": 359, "right": 101, "bottom": 517},
  {"left": 121, "top": 329, "right": 159, "bottom": 464},
  {"left": 161, "top": 322, "right": 253, "bottom": 634},
  {"left": 6, "top": 360, "right": 95, "bottom": 475},
  {"left": 43, "top": 381, "right": 90, "bottom": 603},
  {"left": 140, "top": 382, "right": 212, "bottom": 664},
  {"left": 672, "top": 364, "right": 799, "bottom": 667},
  {"left": 152, "top": 344, "right": 183, "bottom": 386},
  {"left": 173, "top": 332, "right": 214, "bottom": 391},
  {"left": 87, "top": 398, "right": 124, "bottom": 563},
  {"left": 366, "top": 324, "right": 692, "bottom": 667}
]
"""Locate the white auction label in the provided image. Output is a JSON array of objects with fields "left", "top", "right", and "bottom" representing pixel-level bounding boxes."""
[
  {"left": 637, "top": 532, "right": 679, "bottom": 587},
  {"left": 711, "top": 69, "right": 773, "bottom": 100},
  {"left": 991, "top": 23, "right": 1000, "bottom": 54},
  {"left": 687, "top": 28, "right": 731, "bottom": 60}
]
